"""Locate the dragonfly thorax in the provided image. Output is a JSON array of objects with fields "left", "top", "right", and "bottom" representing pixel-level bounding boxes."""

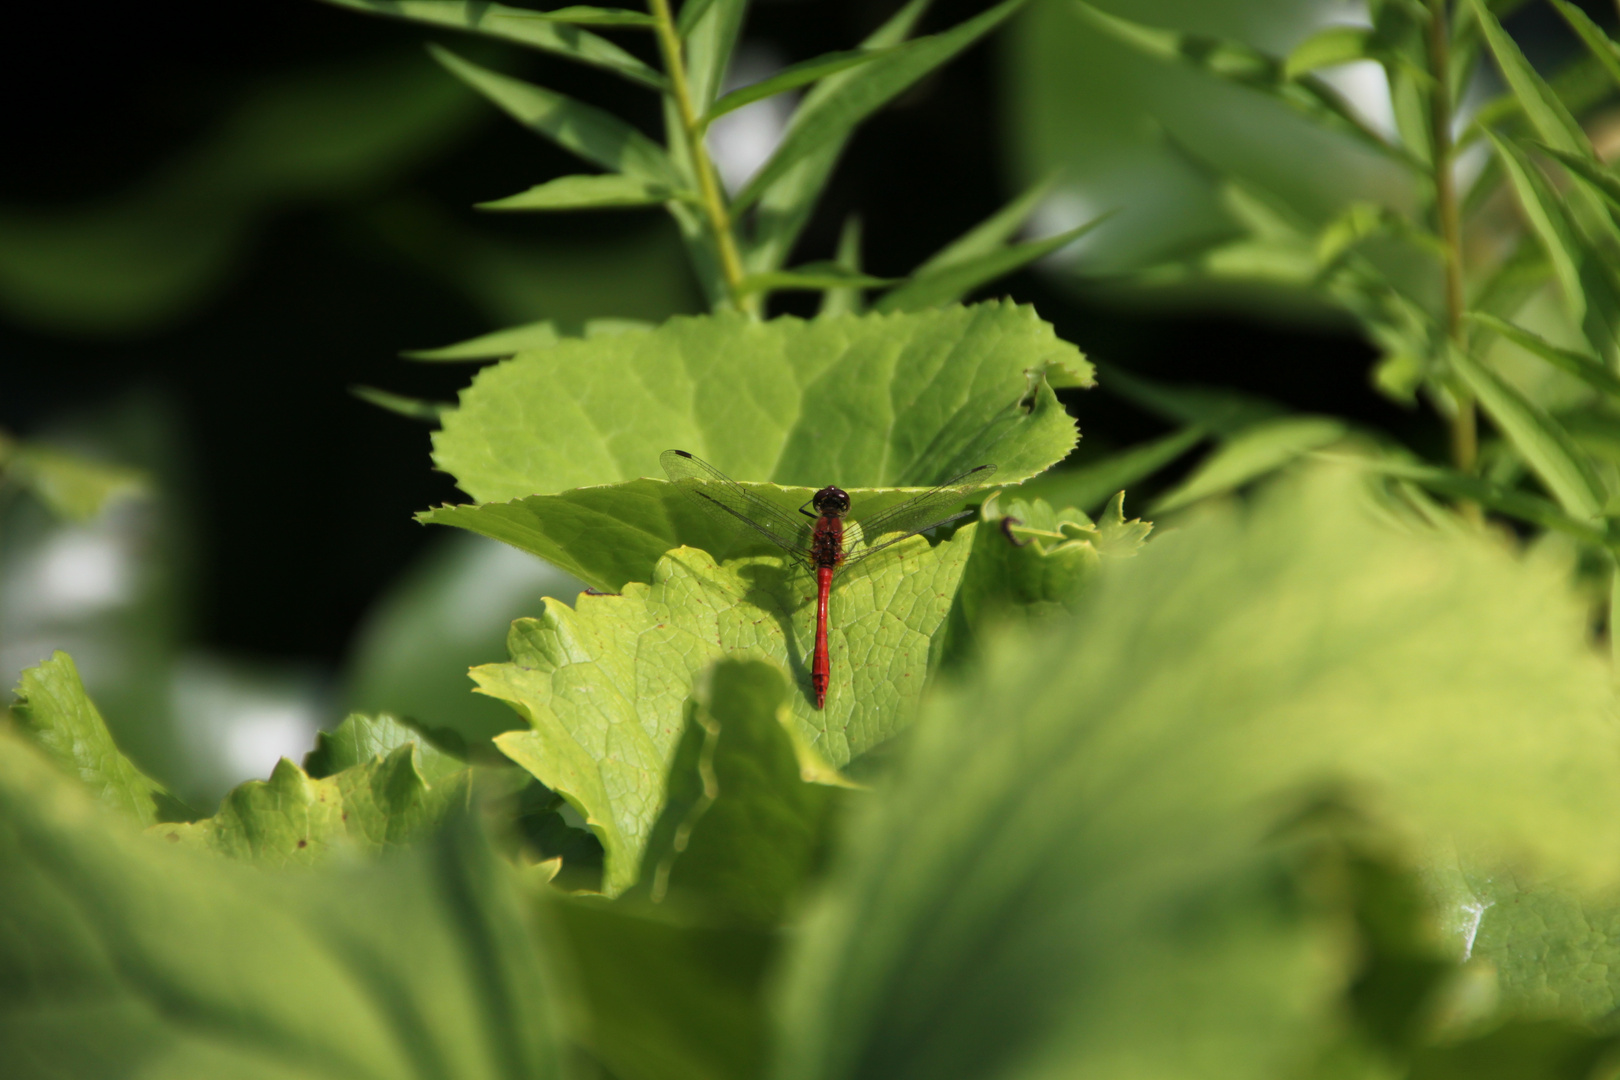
[{"left": 812, "top": 486, "right": 851, "bottom": 517}]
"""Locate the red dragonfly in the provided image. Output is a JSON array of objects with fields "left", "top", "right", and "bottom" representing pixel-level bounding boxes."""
[{"left": 661, "top": 449, "right": 998, "bottom": 709}]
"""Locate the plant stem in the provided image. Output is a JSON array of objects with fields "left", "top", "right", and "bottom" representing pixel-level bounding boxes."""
[
  {"left": 647, "top": 0, "right": 756, "bottom": 314},
  {"left": 1427, "top": 0, "right": 1477, "bottom": 478}
]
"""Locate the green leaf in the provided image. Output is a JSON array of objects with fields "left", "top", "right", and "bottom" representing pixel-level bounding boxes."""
[
  {"left": 1098, "top": 364, "right": 1287, "bottom": 436},
  {"left": 773, "top": 465, "right": 1620, "bottom": 1080},
  {"left": 1151, "top": 416, "right": 1349, "bottom": 513},
  {"left": 0, "top": 737, "right": 563, "bottom": 1080},
  {"left": 632, "top": 659, "right": 839, "bottom": 924},
  {"left": 484, "top": 532, "right": 975, "bottom": 894},
  {"left": 1071, "top": 1, "right": 1407, "bottom": 164},
  {"left": 352, "top": 384, "right": 449, "bottom": 422},
  {"left": 1017, "top": 425, "right": 1207, "bottom": 514},
  {"left": 910, "top": 173, "right": 1060, "bottom": 278},
  {"left": 478, "top": 173, "right": 682, "bottom": 210},
  {"left": 1467, "top": 311, "right": 1620, "bottom": 400},
  {"left": 1449, "top": 344, "right": 1607, "bottom": 520},
  {"left": 733, "top": 0, "right": 1029, "bottom": 214},
  {"left": 1548, "top": 0, "right": 1620, "bottom": 91},
  {"left": 429, "top": 45, "right": 679, "bottom": 183},
  {"left": 304, "top": 711, "right": 466, "bottom": 783},
  {"left": 319, "top": 0, "right": 664, "bottom": 86},
  {"left": 874, "top": 215, "right": 1111, "bottom": 313},
  {"left": 818, "top": 215, "right": 866, "bottom": 318},
  {"left": 429, "top": 304, "right": 1087, "bottom": 504},
  {"left": 681, "top": 0, "right": 748, "bottom": 113},
  {"left": 1284, "top": 24, "right": 1380, "bottom": 79},
  {"left": 544, "top": 899, "right": 773, "bottom": 1080},
  {"left": 1534, "top": 141, "right": 1620, "bottom": 216},
  {"left": 706, "top": 48, "right": 891, "bottom": 123},
  {"left": 1411, "top": 1020, "right": 1620, "bottom": 1079},
  {"left": 0, "top": 439, "right": 148, "bottom": 522},
  {"left": 736, "top": 263, "right": 895, "bottom": 296},
  {"left": 675, "top": 0, "right": 719, "bottom": 37},
  {"left": 405, "top": 318, "right": 561, "bottom": 359},
  {"left": 1467, "top": 0, "right": 1595, "bottom": 157},
  {"left": 742, "top": 0, "right": 935, "bottom": 274},
  {"left": 9, "top": 652, "right": 188, "bottom": 826}
]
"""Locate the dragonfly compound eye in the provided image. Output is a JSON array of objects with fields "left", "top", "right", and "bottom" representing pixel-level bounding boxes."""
[{"left": 813, "top": 486, "right": 851, "bottom": 516}]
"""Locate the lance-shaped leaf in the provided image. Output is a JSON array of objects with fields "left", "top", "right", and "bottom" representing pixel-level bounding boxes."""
[
  {"left": 1152, "top": 416, "right": 1349, "bottom": 513},
  {"left": 1016, "top": 425, "right": 1207, "bottom": 514},
  {"left": 1449, "top": 344, "right": 1607, "bottom": 521},
  {"left": 404, "top": 317, "right": 652, "bottom": 360},
  {"left": 772, "top": 464, "right": 1620, "bottom": 1080},
  {"left": 431, "top": 45, "right": 679, "bottom": 183},
  {"left": 1534, "top": 142, "right": 1620, "bottom": 217},
  {"left": 0, "top": 736, "right": 563, "bottom": 1080},
  {"left": 874, "top": 215, "right": 1110, "bottom": 312},
  {"left": 353, "top": 385, "right": 449, "bottom": 422},
  {"left": 631, "top": 658, "right": 840, "bottom": 924},
  {"left": 9, "top": 651, "right": 188, "bottom": 826},
  {"left": 818, "top": 215, "right": 866, "bottom": 318},
  {"left": 744, "top": 0, "right": 935, "bottom": 274},
  {"left": 682, "top": 0, "right": 748, "bottom": 113},
  {"left": 320, "top": 0, "right": 664, "bottom": 86},
  {"left": 1072, "top": 1, "right": 1408, "bottom": 164},
  {"left": 1467, "top": 311, "right": 1620, "bottom": 401},
  {"left": 737, "top": 263, "right": 895, "bottom": 295},
  {"left": 1284, "top": 24, "right": 1382, "bottom": 79},
  {"left": 734, "top": 0, "right": 1028, "bottom": 214},
  {"left": 1549, "top": 0, "right": 1620, "bottom": 91},
  {"left": 707, "top": 48, "right": 893, "bottom": 123},
  {"left": 909, "top": 173, "right": 1060, "bottom": 278},
  {"left": 478, "top": 173, "right": 684, "bottom": 211},
  {"left": 484, "top": 533, "right": 976, "bottom": 895},
  {"left": 1467, "top": 0, "right": 1593, "bottom": 157}
]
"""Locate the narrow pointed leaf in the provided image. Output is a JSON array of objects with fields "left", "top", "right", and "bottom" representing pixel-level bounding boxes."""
[
  {"left": 737, "top": 263, "right": 895, "bottom": 295},
  {"left": 1072, "top": 1, "right": 1407, "bottom": 164},
  {"left": 1017, "top": 425, "right": 1208, "bottom": 513},
  {"left": 1449, "top": 344, "right": 1607, "bottom": 520},
  {"left": 1466, "top": 0, "right": 1592, "bottom": 157},
  {"left": 912, "top": 172, "right": 1060, "bottom": 277},
  {"left": 478, "top": 173, "right": 683, "bottom": 211},
  {"left": 430, "top": 45, "right": 679, "bottom": 183},
  {"left": 319, "top": 0, "right": 665, "bottom": 87},
  {"left": 874, "top": 215, "right": 1110, "bottom": 312},
  {"left": 706, "top": 48, "right": 891, "bottom": 122},
  {"left": 1151, "top": 416, "right": 1349, "bottom": 513},
  {"left": 743, "top": 0, "right": 936, "bottom": 273},
  {"left": 1548, "top": 0, "right": 1620, "bottom": 94},
  {"left": 682, "top": 0, "right": 748, "bottom": 113},
  {"left": 818, "top": 215, "right": 865, "bottom": 318},
  {"left": 1284, "top": 24, "right": 1380, "bottom": 79},
  {"left": 352, "top": 385, "right": 449, "bottom": 422},
  {"left": 675, "top": 0, "right": 719, "bottom": 36},
  {"left": 1467, "top": 311, "right": 1620, "bottom": 400},
  {"left": 734, "top": 0, "right": 1028, "bottom": 214},
  {"left": 1534, "top": 142, "right": 1620, "bottom": 216}
]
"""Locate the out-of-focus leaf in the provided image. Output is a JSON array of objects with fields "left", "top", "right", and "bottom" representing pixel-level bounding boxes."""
[
  {"left": 910, "top": 173, "right": 1060, "bottom": 278},
  {"left": 352, "top": 385, "right": 449, "bottom": 422},
  {"left": 8, "top": 651, "right": 187, "bottom": 826},
  {"left": 0, "top": 736, "right": 563, "bottom": 1080},
  {"left": 1548, "top": 0, "right": 1620, "bottom": 90},
  {"left": 544, "top": 899, "right": 774, "bottom": 1080},
  {"left": 682, "top": 0, "right": 748, "bottom": 113},
  {"left": 1534, "top": 143, "right": 1620, "bottom": 218},
  {"left": 632, "top": 659, "right": 838, "bottom": 924},
  {"left": 1151, "top": 415, "right": 1348, "bottom": 513},
  {"left": 1101, "top": 364, "right": 1287, "bottom": 435},
  {"left": 1450, "top": 345, "right": 1607, "bottom": 520},
  {"left": 743, "top": 0, "right": 934, "bottom": 274},
  {"left": 818, "top": 215, "right": 865, "bottom": 318},
  {"left": 707, "top": 48, "right": 891, "bottom": 122},
  {"left": 874, "top": 216, "right": 1111, "bottom": 312},
  {"left": 406, "top": 319, "right": 561, "bottom": 359},
  {"left": 1072, "top": 1, "right": 1407, "bottom": 164},
  {"left": 676, "top": 0, "right": 720, "bottom": 36},
  {"left": 318, "top": 0, "right": 665, "bottom": 86},
  {"left": 304, "top": 711, "right": 465, "bottom": 783},
  {"left": 1410, "top": 1020, "right": 1620, "bottom": 1079},
  {"left": 737, "top": 263, "right": 895, "bottom": 295},
  {"left": 1315, "top": 201, "right": 1444, "bottom": 270},
  {"left": 478, "top": 173, "right": 683, "bottom": 211},
  {"left": 429, "top": 304, "right": 1087, "bottom": 504},
  {"left": 485, "top": 533, "right": 975, "bottom": 894},
  {"left": 1467, "top": 0, "right": 1595, "bottom": 157},
  {"left": 773, "top": 465, "right": 1620, "bottom": 1080},
  {"left": 1284, "top": 24, "right": 1380, "bottom": 79},
  {"left": 0, "top": 437, "right": 148, "bottom": 522},
  {"left": 1016, "top": 425, "right": 1207, "bottom": 513},
  {"left": 430, "top": 46, "right": 680, "bottom": 183},
  {"left": 734, "top": 0, "right": 1028, "bottom": 213},
  {"left": 1467, "top": 311, "right": 1620, "bottom": 400}
]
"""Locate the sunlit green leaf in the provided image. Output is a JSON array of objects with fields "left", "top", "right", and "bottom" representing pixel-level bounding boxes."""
[
  {"left": 478, "top": 173, "right": 684, "bottom": 211},
  {"left": 737, "top": 263, "right": 895, "bottom": 295},
  {"left": 9, "top": 652, "right": 187, "bottom": 826},
  {"left": 734, "top": 0, "right": 1028, "bottom": 214},
  {"left": 706, "top": 48, "right": 892, "bottom": 123},
  {"left": 304, "top": 711, "right": 465, "bottom": 783},
  {"left": 484, "top": 534, "right": 976, "bottom": 894},
  {"left": 1467, "top": 311, "right": 1620, "bottom": 400},
  {"left": 818, "top": 215, "right": 866, "bottom": 318},
  {"left": 874, "top": 215, "right": 1111, "bottom": 312},
  {"left": 631, "top": 658, "right": 839, "bottom": 924},
  {"left": 1284, "top": 24, "right": 1381, "bottom": 79},
  {"left": 0, "top": 437, "right": 147, "bottom": 522},
  {"left": 430, "top": 46, "right": 679, "bottom": 183},
  {"left": 320, "top": 0, "right": 664, "bottom": 86},
  {"left": 0, "top": 735, "right": 563, "bottom": 1080},
  {"left": 1016, "top": 425, "right": 1207, "bottom": 514},
  {"left": 1465, "top": 0, "right": 1592, "bottom": 157},
  {"left": 352, "top": 385, "right": 449, "bottom": 422},
  {"left": 1151, "top": 415, "right": 1348, "bottom": 513},
  {"left": 682, "top": 0, "right": 748, "bottom": 112},
  {"left": 403, "top": 317, "right": 653, "bottom": 360},
  {"left": 774, "top": 465, "right": 1620, "bottom": 1080}
]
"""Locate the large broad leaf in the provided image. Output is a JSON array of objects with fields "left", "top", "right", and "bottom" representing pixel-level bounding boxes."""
[
  {"left": 482, "top": 529, "right": 976, "bottom": 895},
  {"left": 8, "top": 651, "right": 189, "bottom": 825},
  {"left": 0, "top": 733, "right": 562, "bottom": 1080},
  {"left": 771, "top": 465, "right": 1620, "bottom": 1080}
]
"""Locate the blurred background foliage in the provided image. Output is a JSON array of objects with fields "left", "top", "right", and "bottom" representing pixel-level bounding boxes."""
[{"left": 1, "top": 0, "right": 1610, "bottom": 805}]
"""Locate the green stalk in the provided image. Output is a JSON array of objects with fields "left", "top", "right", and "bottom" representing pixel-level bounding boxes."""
[
  {"left": 647, "top": 0, "right": 757, "bottom": 314},
  {"left": 1428, "top": 0, "right": 1477, "bottom": 478}
]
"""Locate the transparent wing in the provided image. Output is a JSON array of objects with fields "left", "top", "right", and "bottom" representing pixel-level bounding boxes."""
[
  {"left": 661, "top": 449, "right": 812, "bottom": 561},
  {"left": 842, "top": 464, "right": 998, "bottom": 569}
]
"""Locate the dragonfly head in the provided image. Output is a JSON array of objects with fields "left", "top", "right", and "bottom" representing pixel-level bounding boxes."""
[{"left": 812, "top": 486, "right": 851, "bottom": 518}]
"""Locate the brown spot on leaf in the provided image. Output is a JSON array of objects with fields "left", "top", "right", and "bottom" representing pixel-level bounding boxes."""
[{"left": 297, "top": 839, "right": 308, "bottom": 849}]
